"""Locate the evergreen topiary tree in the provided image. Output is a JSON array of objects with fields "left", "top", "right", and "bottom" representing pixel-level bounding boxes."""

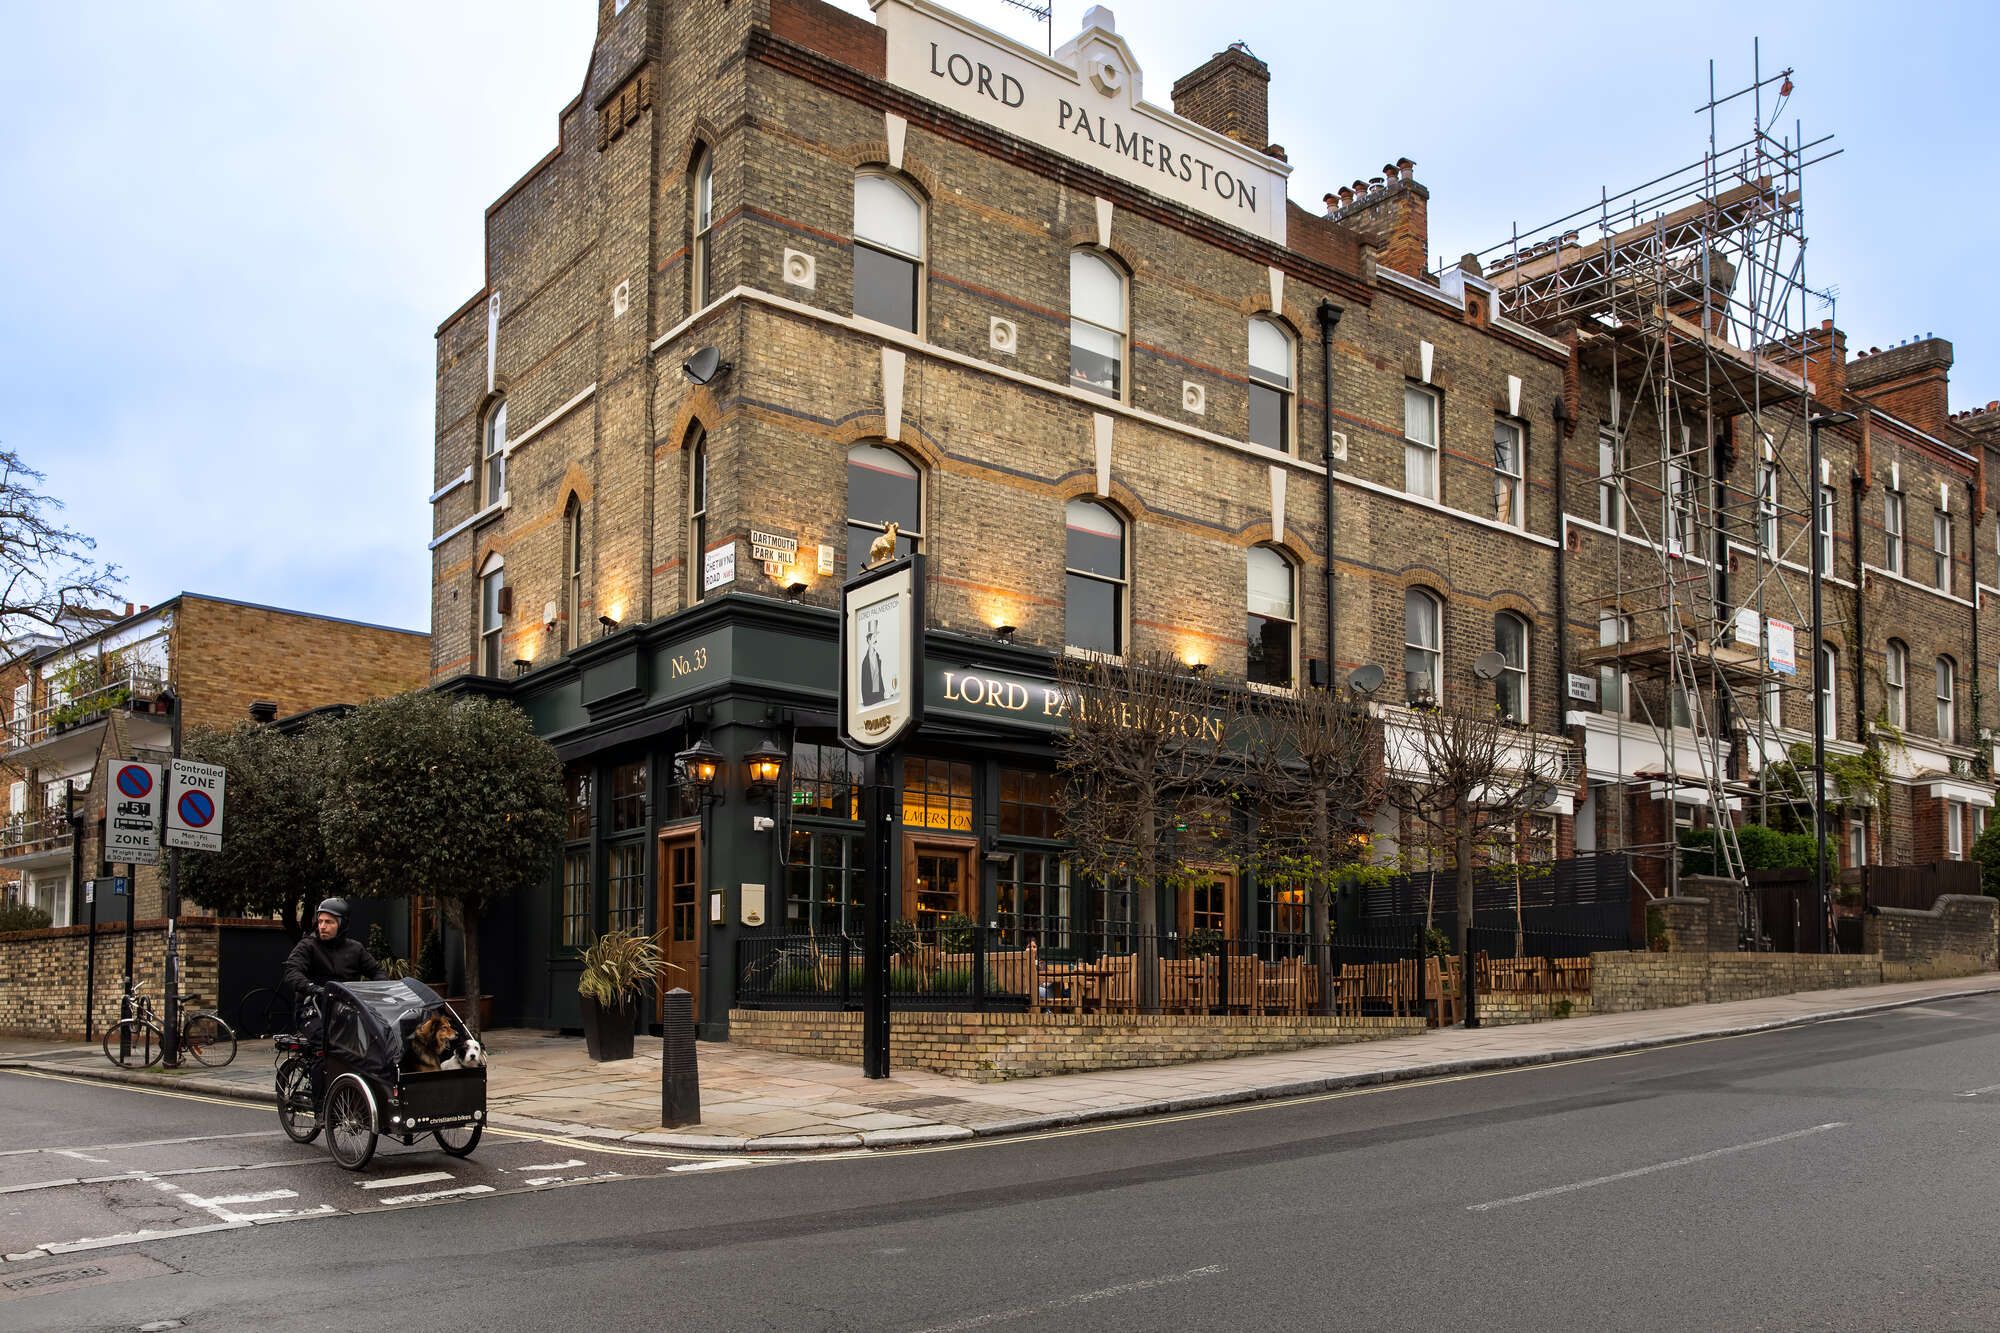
[
  {"left": 319, "top": 691, "right": 564, "bottom": 1033},
  {"left": 180, "top": 721, "right": 344, "bottom": 936}
]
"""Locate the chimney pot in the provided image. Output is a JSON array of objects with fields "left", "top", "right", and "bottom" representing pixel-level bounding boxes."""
[
  {"left": 123, "top": 602, "right": 134, "bottom": 616},
  {"left": 1383, "top": 162, "right": 1399, "bottom": 180},
  {"left": 1265, "top": 142, "right": 1286, "bottom": 161},
  {"left": 249, "top": 700, "right": 278, "bottom": 724},
  {"left": 1396, "top": 156, "right": 1414, "bottom": 174}
]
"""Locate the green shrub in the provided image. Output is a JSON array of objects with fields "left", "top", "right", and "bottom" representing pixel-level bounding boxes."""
[
  {"left": 1183, "top": 927, "right": 1225, "bottom": 958},
  {"left": 939, "top": 912, "right": 977, "bottom": 952},
  {"left": 1974, "top": 816, "right": 2000, "bottom": 900},
  {"left": 0, "top": 901, "right": 53, "bottom": 934},
  {"left": 888, "top": 919, "right": 918, "bottom": 959}
]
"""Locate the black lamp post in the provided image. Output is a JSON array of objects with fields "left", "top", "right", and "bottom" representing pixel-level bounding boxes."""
[{"left": 1808, "top": 408, "right": 1857, "bottom": 950}]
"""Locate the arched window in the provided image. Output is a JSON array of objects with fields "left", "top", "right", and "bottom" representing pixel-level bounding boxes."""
[
  {"left": 691, "top": 149, "right": 715, "bottom": 307},
  {"left": 1246, "top": 547, "right": 1295, "bottom": 688},
  {"left": 846, "top": 443, "right": 921, "bottom": 576},
  {"left": 1885, "top": 639, "right": 1908, "bottom": 729},
  {"left": 687, "top": 431, "right": 709, "bottom": 603},
  {"left": 1404, "top": 588, "right": 1442, "bottom": 703},
  {"left": 1069, "top": 251, "right": 1125, "bottom": 400},
  {"left": 1936, "top": 655, "right": 1956, "bottom": 742},
  {"left": 1494, "top": 612, "right": 1529, "bottom": 723},
  {"left": 1065, "top": 500, "right": 1126, "bottom": 655},
  {"left": 478, "top": 552, "right": 506, "bottom": 677},
  {"left": 562, "top": 496, "right": 583, "bottom": 651},
  {"left": 481, "top": 398, "right": 507, "bottom": 508},
  {"left": 1820, "top": 644, "right": 1838, "bottom": 740},
  {"left": 1247, "top": 317, "right": 1293, "bottom": 452},
  {"left": 853, "top": 173, "right": 924, "bottom": 333}
]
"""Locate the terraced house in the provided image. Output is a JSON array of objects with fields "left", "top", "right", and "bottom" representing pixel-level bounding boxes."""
[{"left": 430, "top": 0, "right": 1997, "bottom": 1034}]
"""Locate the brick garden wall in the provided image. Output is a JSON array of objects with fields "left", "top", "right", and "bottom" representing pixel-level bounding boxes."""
[
  {"left": 728, "top": 1008, "right": 1427, "bottom": 1081},
  {"left": 1592, "top": 951, "right": 1883, "bottom": 1014},
  {"left": 1864, "top": 894, "right": 1998, "bottom": 981},
  {"left": 0, "top": 919, "right": 241, "bottom": 1040},
  {"left": 1475, "top": 991, "right": 1594, "bottom": 1026}
]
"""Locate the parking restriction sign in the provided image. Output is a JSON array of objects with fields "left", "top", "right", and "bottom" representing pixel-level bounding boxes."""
[
  {"left": 104, "top": 760, "right": 163, "bottom": 866},
  {"left": 165, "top": 759, "right": 227, "bottom": 852}
]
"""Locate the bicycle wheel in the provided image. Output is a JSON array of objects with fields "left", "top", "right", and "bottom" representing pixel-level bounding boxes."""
[
  {"left": 234, "top": 986, "right": 290, "bottom": 1039},
  {"left": 325, "top": 1074, "right": 379, "bottom": 1170},
  {"left": 102, "top": 1018, "right": 163, "bottom": 1069},
  {"left": 182, "top": 1011, "right": 237, "bottom": 1067},
  {"left": 433, "top": 1122, "right": 482, "bottom": 1157},
  {"left": 275, "top": 1056, "right": 320, "bottom": 1144}
]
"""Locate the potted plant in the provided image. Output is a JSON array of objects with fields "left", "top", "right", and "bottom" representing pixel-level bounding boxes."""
[{"left": 576, "top": 928, "right": 667, "bottom": 1062}]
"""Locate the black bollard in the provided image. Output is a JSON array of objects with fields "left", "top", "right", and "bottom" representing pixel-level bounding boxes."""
[{"left": 662, "top": 987, "right": 701, "bottom": 1128}]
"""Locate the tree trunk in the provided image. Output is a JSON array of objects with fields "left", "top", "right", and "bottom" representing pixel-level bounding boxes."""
[
  {"left": 1454, "top": 803, "right": 1475, "bottom": 956},
  {"left": 1136, "top": 814, "right": 1160, "bottom": 1013},
  {"left": 448, "top": 900, "right": 482, "bottom": 1037},
  {"left": 1310, "top": 787, "right": 1333, "bottom": 1014}
]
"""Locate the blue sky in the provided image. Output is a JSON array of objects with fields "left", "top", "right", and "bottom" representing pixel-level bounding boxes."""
[{"left": 3, "top": 1, "right": 1994, "bottom": 635}]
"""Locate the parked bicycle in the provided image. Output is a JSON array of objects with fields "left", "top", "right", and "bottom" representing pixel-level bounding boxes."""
[{"left": 102, "top": 980, "right": 238, "bottom": 1069}]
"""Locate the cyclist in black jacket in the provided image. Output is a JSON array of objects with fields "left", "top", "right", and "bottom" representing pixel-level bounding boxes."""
[{"left": 282, "top": 897, "right": 387, "bottom": 1000}]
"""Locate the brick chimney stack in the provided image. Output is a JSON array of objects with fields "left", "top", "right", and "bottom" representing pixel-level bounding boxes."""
[
  {"left": 1172, "top": 43, "right": 1270, "bottom": 149},
  {"left": 1326, "top": 158, "right": 1429, "bottom": 279},
  {"left": 1847, "top": 336, "right": 1954, "bottom": 437}
]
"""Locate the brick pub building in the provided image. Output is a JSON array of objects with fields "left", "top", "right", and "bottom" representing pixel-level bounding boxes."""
[{"left": 430, "top": 0, "right": 1998, "bottom": 1033}]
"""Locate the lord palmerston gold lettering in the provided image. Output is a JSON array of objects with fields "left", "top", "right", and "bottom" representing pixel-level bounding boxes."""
[
  {"left": 942, "top": 671, "right": 1030, "bottom": 711},
  {"left": 943, "top": 673, "right": 1223, "bottom": 742}
]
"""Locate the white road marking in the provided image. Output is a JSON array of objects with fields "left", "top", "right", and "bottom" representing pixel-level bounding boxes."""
[
  {"left": 186, "top": 1189, "right": 297, "bottom": 1208},
  {"left": 39, "top": 1222, "right": 244, "bottom": 1256},
  {"left": 912, "top": 1266, "right": 1227, "bottom": 1332},
  {"left": 667, "top": 1160, "right": 749, "bottom": 1174},
  {"left": 516, "top": 1159, "right": 586, "bottom": 1172},
  {"left": 1466, "top": 1122, "right": 1847, "bottom": 1212},
  {"left": 52, "top": 1149, "right": 112, "bottom": 1165},
  {"left": 373, "top": 1184, "right": 495, "bottom": 1206},
  {"left": 1956, "top": 1083, "right": 2000, "bottom": 1097},
  {"left": 525, "top": 1172, "right": 623, "bottom": 1186},
  {"left": 359, "top": 1171, "right": 455, "bottom": 1190}
]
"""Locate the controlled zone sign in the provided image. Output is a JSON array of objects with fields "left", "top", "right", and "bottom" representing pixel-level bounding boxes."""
[
  {"left": 105, "top": 760, "right": 163, "bottom": 866},
  {"left": 165, "top": 759, "right": 226, "bottom": 853}
]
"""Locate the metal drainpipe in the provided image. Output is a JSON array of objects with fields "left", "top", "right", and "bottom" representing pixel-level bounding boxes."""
[
  {"left": 1552, "top": 396, "right": 1572, "bottom": 732},
  {"left": 1851, "top": 470, "right": 1866, "bottom": 753},
  {"left": 1317, "top": 301, "right": 1345, "bottom": 681},
  {"left": 1968, "top": 479, "right": 1981, "bottom": 762}
]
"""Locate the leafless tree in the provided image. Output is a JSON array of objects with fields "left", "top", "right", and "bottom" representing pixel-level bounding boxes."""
[
  {"left": 1054, "top": 651, "right": 1239, "bottom": 1006},
  {"left": 1382, "top": 701, "right": 1573, "bottom": 956},
  {"left": 1244, "top": 685, "right": 1384, "bottom": 1007},
  {"left": 0, "top": 449, "right": 118, "bottom": 640}
]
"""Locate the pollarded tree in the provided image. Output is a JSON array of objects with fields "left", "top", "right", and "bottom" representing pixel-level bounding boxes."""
[
  {"left": 179, "top": 721, "right": 343, "bottom": 936},
  {"left": 319, "top": 691, "right": 565, "bottom": 1033}
]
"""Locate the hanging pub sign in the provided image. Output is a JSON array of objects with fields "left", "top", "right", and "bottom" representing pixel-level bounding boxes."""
[{"left": 840, "top": 551, "right": 924, "bottom": 751}]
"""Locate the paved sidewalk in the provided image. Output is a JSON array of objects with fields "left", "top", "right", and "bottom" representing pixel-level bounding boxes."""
[{"left": 7, "top": 973, "right": 1998, "bottom": 1153}]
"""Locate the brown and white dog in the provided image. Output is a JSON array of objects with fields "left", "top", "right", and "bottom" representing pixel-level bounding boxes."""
[{"left": 406, "top": 1013, "right": 461, "bottom": 1073}]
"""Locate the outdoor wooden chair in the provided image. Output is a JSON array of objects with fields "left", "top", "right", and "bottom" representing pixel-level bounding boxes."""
[
  {"left": 1224, "top": 953, "right": 1262, "bottom": 1015},
  {"left": 1260, "top": 957, "right": 1308, "bottom": 1016},
  {"left": 986, "top": 941, "right": 1037, "bottom": 1000},
  {"left": 1097, "top": 952, "right": 1137, "bottom": 1013},
  {"left": 1552, "top": 956, "right": 1591, "bottom": 993},
  {"left": 1425, "top": 956, "right": 1462, "bottom": 1027},
  {"left": 1158, "top": 957, "right": 1214, "bottom": 1014}
]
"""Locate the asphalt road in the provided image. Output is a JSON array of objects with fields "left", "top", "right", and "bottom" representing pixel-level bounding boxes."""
[{"left": 9, "top": 995, "right": 2000, "bottom": 1332}]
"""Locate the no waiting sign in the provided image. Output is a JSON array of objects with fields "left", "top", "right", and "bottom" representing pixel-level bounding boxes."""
[
  {"left": 104, "top": 759, "right": 163, "bottom": 866},
  {"left": 165, "top": 758, "right": 227, "bottom": 852}
]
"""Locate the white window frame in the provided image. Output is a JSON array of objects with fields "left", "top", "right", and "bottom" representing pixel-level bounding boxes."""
[
  {"left": 478, "top": 553, "right": 506, "bottom": 678},
  {"left": 687, "top": 433, "right": 709, "bottom": 605},
  {"left": 692, "top": 150, "right": 715, "bottom": 308},
  {"left": 1064, "top": 499, "right": 1128, "bottom": 657},
  {"left": 1598, "top": 611, "right": 1631, "bottom": 720},
  {"left": 1492, "top": 418, "right": 1524, "bottom": 527},
  {"left": 1817, "top": 484, "right": 1836, "bottom": 571},
  {"left": 1245, "top": 546, "right": 1296, "bottom": 689},
  {"left": 1847, "top": 817, "right": 1866, "bottom": 869},
  {"left": 1494, "top": 611, "right": 1529, "bottom": 724},
  {"left": 1068, "top": 250, "right": 1127, "bottom": 402},
  {"left": 1246, "top": 317, "right": 1294, "bottom": 453},
  {"left": 1885, "top": 640, "right": 1908, "bottom": 729},
  {"left": 1883, "top": 489, "right": 1904, "bottom": 576},
  {"left": 480, "top": 398, "right": 507, "bottom": 510},
  {"left": 1404, "top": 588, "right": 1443, "bottom": 703},
  {"left": 1599, "top": 429, "right": 1623, "bottom": 531},
  {"left": 1934, "top": 509, "right": 1952, "bottom": 592},
  {"left": 852, "top": 171, "right": 926, "bottom": 335},
  {"left": 562, "top": 496, "right": 583, "bottom": 651},
  {"left": 1404, "top": 385, "right": 1440, "bottom": 500},
  {"left": 1756, "top": 461, "right": 1777, "bottom": 558},
  {"left": 1819, "top": 644, "right": 1837, "bottom": 740},
  {"left": 1936, "top": 655, "right": 1956, "bottom": 742},
  {"left": 1948, "top": 799, "right": 1966, "bottom": 858}
]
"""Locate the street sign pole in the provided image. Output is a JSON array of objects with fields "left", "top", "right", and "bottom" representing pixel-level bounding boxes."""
[
  {"left": 70, "top": 783, "right": 93, "bottom": 1043},
  {"left": 162, "top": 693, "right": 183, "bottom": 1066},
  {"left": 860, "top": 748, "right": 894, "bottom": 1079},
  {"left": 121, "top": 862, "right": 136, "bottom": 1063}
]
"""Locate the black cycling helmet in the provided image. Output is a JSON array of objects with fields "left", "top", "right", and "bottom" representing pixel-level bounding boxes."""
[{"left": 314, "top": 897, "right": 350, "bottom": 923}]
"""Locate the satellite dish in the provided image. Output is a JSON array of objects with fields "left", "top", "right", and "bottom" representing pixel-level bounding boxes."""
[
  {"left": 1346, "top": 664, "right": 1385, "bottom": 695},
  {"left": 1472, "top": 650, "right": 1508, "bottom": 681},
  {"left": 682, "top": 345, "right": 732, "bottom": 385}
]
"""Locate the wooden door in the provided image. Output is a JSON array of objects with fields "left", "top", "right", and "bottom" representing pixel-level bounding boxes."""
[
  {"left": 1178, "top": 869, "right": 1240, "bottom": 943},
  {"left": 901, "top": 839, "right": 974, "bottom": 935},
  {"left": 658, "top": 833, "right": 701, "bottom": 1022}
]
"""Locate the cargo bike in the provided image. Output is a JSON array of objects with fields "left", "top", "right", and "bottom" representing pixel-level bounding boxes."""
[{"left": 273, "top": 978, "right": 487, "bottom": 1170}]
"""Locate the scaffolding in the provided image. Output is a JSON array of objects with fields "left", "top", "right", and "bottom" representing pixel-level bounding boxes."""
[{"left": 1471, "top": 44, "right": 1842, "bottom": 893}]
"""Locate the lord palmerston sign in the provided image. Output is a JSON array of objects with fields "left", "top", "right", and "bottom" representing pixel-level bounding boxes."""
[{"left": 872, "top": 0, "right": 1290, "bottom": 245}]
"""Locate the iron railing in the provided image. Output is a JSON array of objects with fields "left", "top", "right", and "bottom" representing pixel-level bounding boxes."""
[
  {"left": 0, "top": 806, "right": 72, "bottom": 859},
  {"left": 12, "top": 664, "right": 170, "bottom": 748}
]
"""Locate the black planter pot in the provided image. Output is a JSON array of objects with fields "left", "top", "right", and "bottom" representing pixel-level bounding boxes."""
[{"left": 578, "top": 994, "right": 638, "bottom": 1062}]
